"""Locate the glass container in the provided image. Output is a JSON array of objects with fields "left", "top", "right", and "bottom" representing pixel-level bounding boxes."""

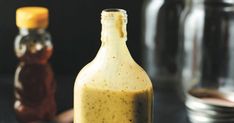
[{"left": 181, "top": 0, "right": 234, "bottom": 122}]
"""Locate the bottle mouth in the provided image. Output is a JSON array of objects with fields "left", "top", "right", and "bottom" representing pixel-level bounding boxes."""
[
  {"left": 103, "top": 8, "right": 126, "bottom": 13},
  {"left": 101, "top": 8, "right": 127, "bottom": 24}
]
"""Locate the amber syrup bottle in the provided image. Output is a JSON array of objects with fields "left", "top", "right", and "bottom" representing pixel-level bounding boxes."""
[{"left": 14, "top": 7, "right": 56, "bottom": 123}]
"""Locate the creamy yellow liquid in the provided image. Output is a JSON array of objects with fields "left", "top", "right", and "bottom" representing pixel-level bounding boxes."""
[
  {"left": 75, "top": 85, "right": 152, "bottom": 123},
  {"left": 74, "top": 9, "right": 153, "bottom": 123}
]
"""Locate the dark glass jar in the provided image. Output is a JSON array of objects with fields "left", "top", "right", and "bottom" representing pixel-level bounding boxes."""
[
  {"left": 142, "top": 0, "right": 185, "bottom": 86},
  {"left": 181, "top": 0, "right": 234, "bottom": 122},
  {"left": 142, "top": 1, "right": 186, "bottom": 123}
]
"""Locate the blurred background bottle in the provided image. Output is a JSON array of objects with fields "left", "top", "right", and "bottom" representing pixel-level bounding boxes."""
[
  {"left": 180, "top": 0, "right": 234, "bottom": 122},
  {"left": 142, "top": 0, "right": 185, "bottom": 87},
  {"left": 142, "top": 0, "right": 187, "bottom": 123},
  {"left": 14, "top": 7, "right": 56, "bottom": 123}
]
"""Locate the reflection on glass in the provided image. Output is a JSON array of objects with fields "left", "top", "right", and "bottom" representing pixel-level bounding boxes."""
[
  {"left": 181, "top": 0, "right": 234, "bottom": 122},
  {"left": 142, "top": 0, "right": 185, "bottom": 86},
  {"left": 142, "top": 1, "right": 185, "bottom": 122},
  {"left": 14, "top": 63, "right": 56, "bottom": 123}
]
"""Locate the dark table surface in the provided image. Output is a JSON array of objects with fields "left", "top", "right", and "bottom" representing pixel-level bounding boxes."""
[{"left": 0, "top": 75, "right": 190, "bottom": 123}]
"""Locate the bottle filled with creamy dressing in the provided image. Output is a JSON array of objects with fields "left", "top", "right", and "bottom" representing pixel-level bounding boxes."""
[{"left": 74, "top": 9, "right": 153, "bottom": 123}]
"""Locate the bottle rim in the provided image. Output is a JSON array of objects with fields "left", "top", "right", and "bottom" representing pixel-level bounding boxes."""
[
  {"left": 192, "top": 0, "right": 234, "bottom": 4},
  {"left": 102, "top": 8, "right": 126, "bottom": 13},
  {"left": 101, "top": 8, "right": 128, "bottom": 24}
]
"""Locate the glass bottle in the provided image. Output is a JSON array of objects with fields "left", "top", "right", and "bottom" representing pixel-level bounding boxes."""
[
  {"left": 181, "top": 0, "right": 234, "bottom": 122},
  {"left": 14, "top": 7, "right": 56, "bottom": 122},
  {"left": 142, "top": 0, "right": 185, "bottom": 86},
  {"left": 74, "top": 9, "right": 153, "bottom": 123},
  {"left": 142, "top": 1, "right": 186, "bottom": 122}
]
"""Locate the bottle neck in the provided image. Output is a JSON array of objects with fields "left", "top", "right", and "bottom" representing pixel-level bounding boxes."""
[
  {"left": 19, "top": 28, "right": 46, "bottom": 35},
  {"left": 101, "top": 12, "right": 127, "bottom": 44},
  {"left": 96, "top": 9, "right": 133, "bottom": 62}
]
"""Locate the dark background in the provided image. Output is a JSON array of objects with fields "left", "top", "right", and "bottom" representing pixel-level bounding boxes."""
[
  {"left": 0, "top": 1, "right": 190, "bottom": 123},
  {"left": 0, "top": 0, "right": 144, "bottom": 75}
]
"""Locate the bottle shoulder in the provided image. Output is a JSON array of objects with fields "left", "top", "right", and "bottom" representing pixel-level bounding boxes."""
[{"left": 74, "top": 58, "right": 153, "bottom": 91}]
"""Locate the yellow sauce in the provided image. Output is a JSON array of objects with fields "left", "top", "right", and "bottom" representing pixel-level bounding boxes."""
[
  {"left": 75, "top": 85, "right": 152, "bottom": 123},
  {"left": 74, "top": 9, "right": 153, "bottom": 123}
]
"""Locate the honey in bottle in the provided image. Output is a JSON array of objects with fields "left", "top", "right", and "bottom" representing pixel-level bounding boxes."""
[
  {"left": 15, "top": 7, "right": 53, "bottom": 64},
  {"left": 74, "top": 9, "right": 153, "bottom": 123},
  {"left": 14, "top": 63, "right": 56, "bottom": 123},
  {"left": 14, "top": 7, "right": 56, "bottom": 123}
]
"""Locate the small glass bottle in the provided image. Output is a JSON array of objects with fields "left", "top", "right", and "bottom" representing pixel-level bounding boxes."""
[
  {"left": 14, "top": 7, "right": 56, "bottom": 123},
  {"left": 74, "top": 9, "right": 153, "bottom": 123}
]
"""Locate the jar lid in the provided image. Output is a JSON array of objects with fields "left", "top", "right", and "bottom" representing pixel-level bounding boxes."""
[
  {"left": 16, "top": 7, "right": 49, "bottom": 29},
  {"left": 186, "top": 90, "right": 234, "bottom": 122}
]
